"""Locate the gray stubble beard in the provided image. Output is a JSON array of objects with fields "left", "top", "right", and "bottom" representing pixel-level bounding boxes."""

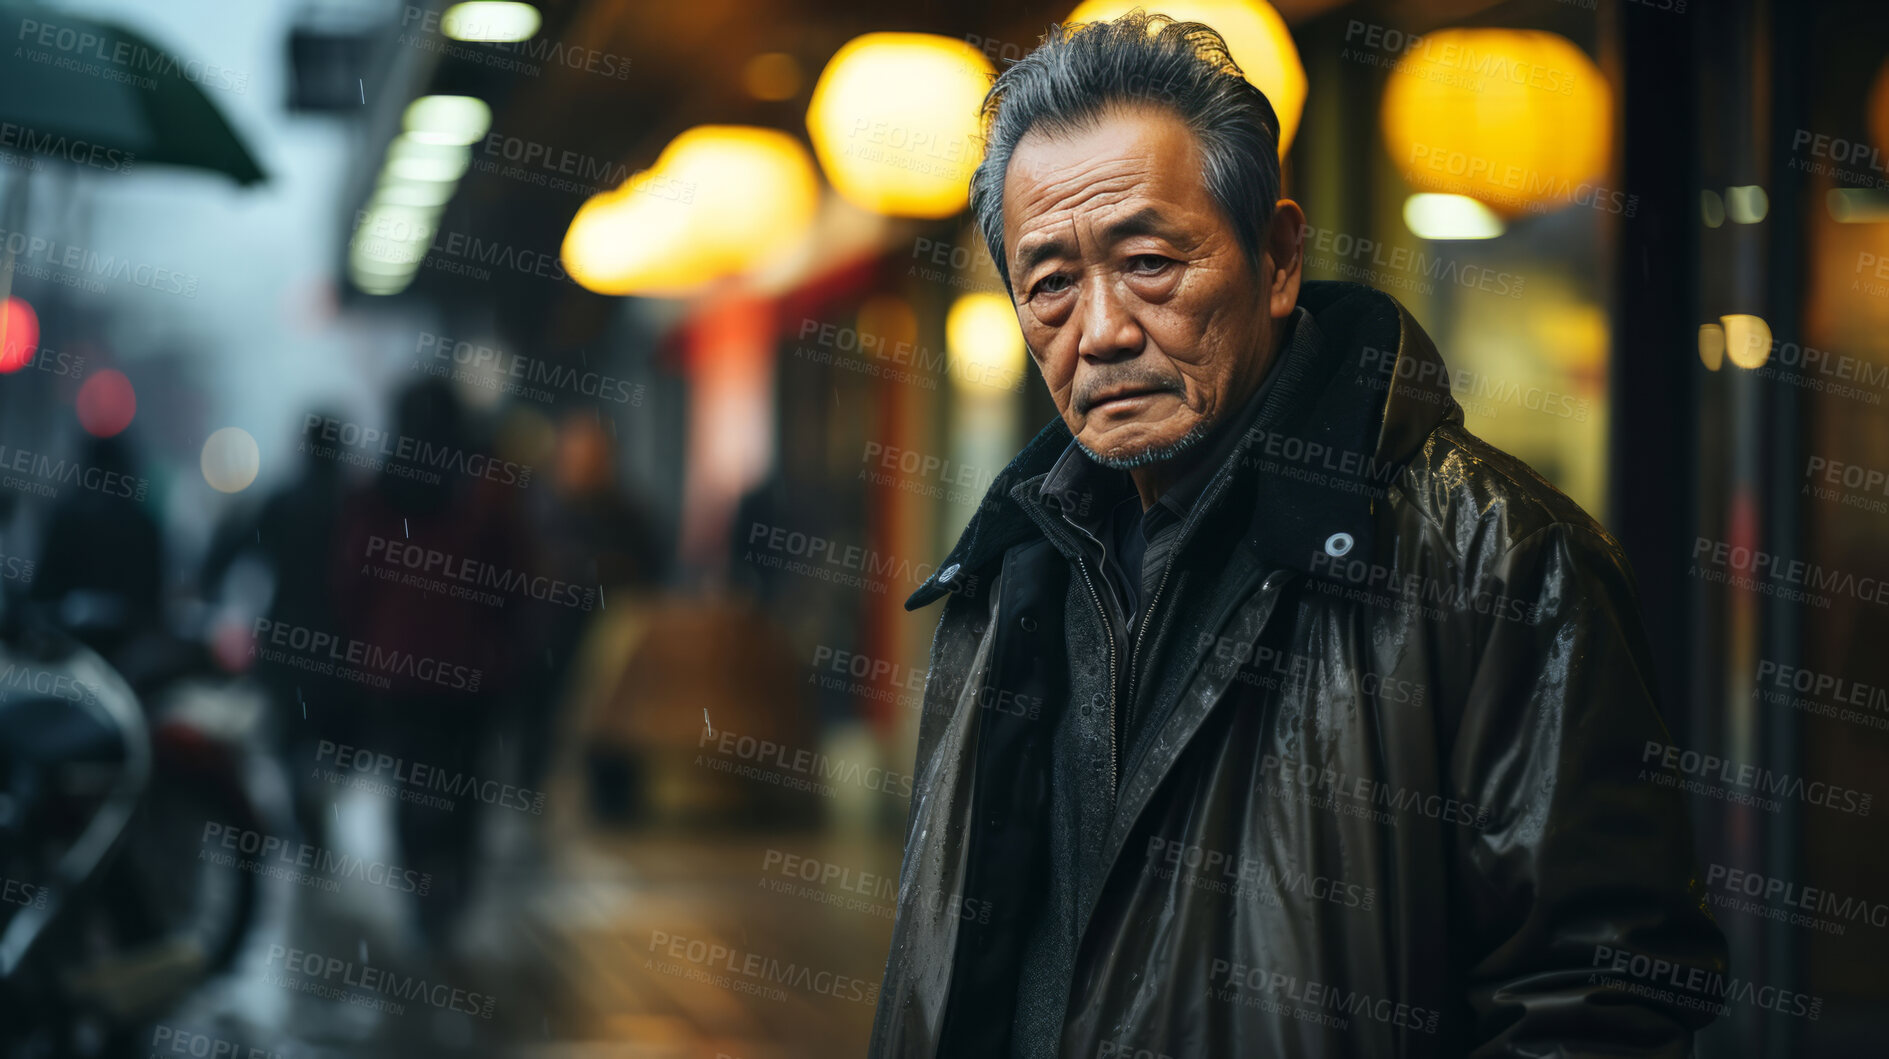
[{"left": 1074, "top": 416, "right": 1213, "bottom": 470}]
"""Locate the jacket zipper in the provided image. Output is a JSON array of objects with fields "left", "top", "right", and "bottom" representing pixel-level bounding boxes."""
[
  {"left": 1060, "top": 514, "right": 1123, "bottom": 797},
  {"left": 1123, "top": 550, "right": 1176, "bottom": 719},
  {"left": 1072, "top": 553, "right": 1121, "bottom": 797},
  {"left": 1017, "top": 496, "right": 1127, "bottom": 798},
  {"left": 1116, "top": 456, "right": 1249, "bottom": 780}
]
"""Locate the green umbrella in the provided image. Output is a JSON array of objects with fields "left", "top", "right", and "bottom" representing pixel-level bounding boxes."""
[{"left": 0, "top": 7, "right": 266, "bottom": 185}]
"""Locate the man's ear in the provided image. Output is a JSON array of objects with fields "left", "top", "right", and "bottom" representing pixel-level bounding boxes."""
[{"left": 1265, "top": 199, "right": 1306, "bottom": 323}]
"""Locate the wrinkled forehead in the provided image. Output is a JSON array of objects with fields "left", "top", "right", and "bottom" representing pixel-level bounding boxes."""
[{"left": 1001, "top": 107, "right": 1215, "bottom": 261}]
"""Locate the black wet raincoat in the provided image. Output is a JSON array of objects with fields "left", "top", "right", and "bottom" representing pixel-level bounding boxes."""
[{"left": 869, "top": 281, "right": 1727, "bottom": 1058}]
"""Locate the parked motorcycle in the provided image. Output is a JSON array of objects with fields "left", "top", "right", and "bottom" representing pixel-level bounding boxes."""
[{"left": 0, "top": 593, "right": 262, "bottom": 1057}]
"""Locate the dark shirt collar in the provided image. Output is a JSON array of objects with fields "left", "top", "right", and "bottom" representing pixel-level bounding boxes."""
[{"left": 1039, "top": 305, "right": 1318, "bottom": 531}]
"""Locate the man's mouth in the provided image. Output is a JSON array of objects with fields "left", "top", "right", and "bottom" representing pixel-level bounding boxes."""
[{"left": 1086, "top": 386, "right": 1169, "bottom": 414}]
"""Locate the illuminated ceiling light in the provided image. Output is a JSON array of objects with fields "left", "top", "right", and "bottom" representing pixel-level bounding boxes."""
[
  {"left": 1066, "top": 0, "right": 1306, "bottom": 154},
  {"left": 441, "top": 1, "right": 540, "bottom": 43},
  {"left": 371, "top": 177, "right": 458, "bottom": 208},
  {"left": 349, "top": 203, "right": 439, "bottom": 291},
  {"left": 1701, "top": 189, "right": 1725, "bottom": 228},
  {"left": 386, "top": 134, "right": 471, "bottom": 182},
  {"left": 1720, "top": 313, "right": 1772, "bottom": 370},
  {"left": 1725, "top": 185, "right": 1768, "bottom": 224},
  {"left": 1381, "top": 29, "right": 1611, "bottom": 217},
  {"left": 562, "top": 126, "right": 819, "bottom": 297},
  {"left": 744, "top": 52, "right": 802, "bottom": 101},
  {"left": 1697, "top": 323, "right": 1725, "bottom": 371},
  {"left": 1827, "top": 188, "right": 1889, "bottom": 223},
  {"left": 403, "top": 95, "right": 492, "bottom": 146},
  {"left": 348, "top": 255, "right": 422, "bottom": 278},
  {"left": 1402, "top": 193, "right": 1505, "bottom": 240},
  {"left": 946, "top": 292, "right": 1027, "bottom": 393},
  {"left": 351, "top": 204, "right": 438, "bottom": 256},
  {"left": 806, "top": 33, "right": 994, "bottom": 218},
  {"left": 351, "top": 263, "right": 416, "bottom": 291},
  {"left": 351, "top": 270, "right": 416, "bottom": 296},
  {"left": 201, "top": 427, "right": 261, "bottom": 493}
]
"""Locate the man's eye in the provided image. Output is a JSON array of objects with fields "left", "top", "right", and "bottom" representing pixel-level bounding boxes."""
[
  {"left": 1128, "top": 254, "right": 1172, "bottom": 273},
  {"left": 1033, "top": 274, "right": 1072, "bottom": 297}
]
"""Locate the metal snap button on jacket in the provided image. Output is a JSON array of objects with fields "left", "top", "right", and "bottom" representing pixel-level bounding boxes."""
[
  {"left": 1323, "top": 532, "right": 1354, "bottom": 557},
  {"left": 938, "top": 562, "right": 960, "bottom": 584}
]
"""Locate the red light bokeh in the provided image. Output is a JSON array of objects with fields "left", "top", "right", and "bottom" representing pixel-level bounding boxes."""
[
  {"left": 76, "top": 369, "right": 137, "bottom": 437},
  {"left": 0, "top": 296, "right": 39, "bottom": 373}
]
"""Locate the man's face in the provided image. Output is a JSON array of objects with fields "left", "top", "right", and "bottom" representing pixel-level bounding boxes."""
[{"left": 1002, "top": 104, "right": 1300, "bottom": 468}]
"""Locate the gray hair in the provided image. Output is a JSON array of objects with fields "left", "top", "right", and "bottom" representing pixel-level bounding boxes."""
[{"left": 968, "top": 10, "right": 1283, "bottom": 292}]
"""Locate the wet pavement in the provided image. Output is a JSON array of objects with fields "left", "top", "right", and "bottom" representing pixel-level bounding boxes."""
[{"left": 147, "top": 788, "right": 899, "bottom": 1059}]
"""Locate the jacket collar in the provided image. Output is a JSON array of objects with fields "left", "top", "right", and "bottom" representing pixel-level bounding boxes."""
[{"left": 904, "top": 281, "right": 1460, "bottom": 610}]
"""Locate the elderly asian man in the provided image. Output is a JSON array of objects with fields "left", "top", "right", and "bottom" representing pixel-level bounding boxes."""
[{"left": 871, "top": 13, "right": 1727, "bottom": 1058}]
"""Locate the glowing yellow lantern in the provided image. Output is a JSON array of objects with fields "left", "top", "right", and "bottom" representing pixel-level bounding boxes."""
[
  {"left": 1380, "top": 29, "right": 1610, "bottom": 217},
  {"left": 947, "top": 292, "right": 1027, "bottom": 393},
  {"left": 1065, "top": 0, "right": 1306, "bottom": 153},
  {"left": 1720, "top": 314, "right": 1773, "bottom": 370},
  {"left": 1697, "top": 323, "right": 1725, "bottom": 371},
  {"left": 561, "top": 126, "right": 819, "bottom": 297},
  {"left": 806, "top": 33, "right": 995, "bottom": 218}
]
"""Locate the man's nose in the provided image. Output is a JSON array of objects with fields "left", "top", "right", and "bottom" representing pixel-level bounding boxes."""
[{"left": 1076, "top": 275, "right": 1144, "bottom": 361}]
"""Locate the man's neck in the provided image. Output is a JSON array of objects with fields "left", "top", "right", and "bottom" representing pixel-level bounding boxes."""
[
  {"left": 1125, "top": 328, "right": 1288, "bottom": 510},
  {"left": 1126, "top": 437, "right": 1213, "bottom": 510}
]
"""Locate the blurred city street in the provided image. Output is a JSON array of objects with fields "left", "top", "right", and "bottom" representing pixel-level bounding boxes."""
[{"left": 1, "top": 0, "right": 1887, "bottom": 1055}]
